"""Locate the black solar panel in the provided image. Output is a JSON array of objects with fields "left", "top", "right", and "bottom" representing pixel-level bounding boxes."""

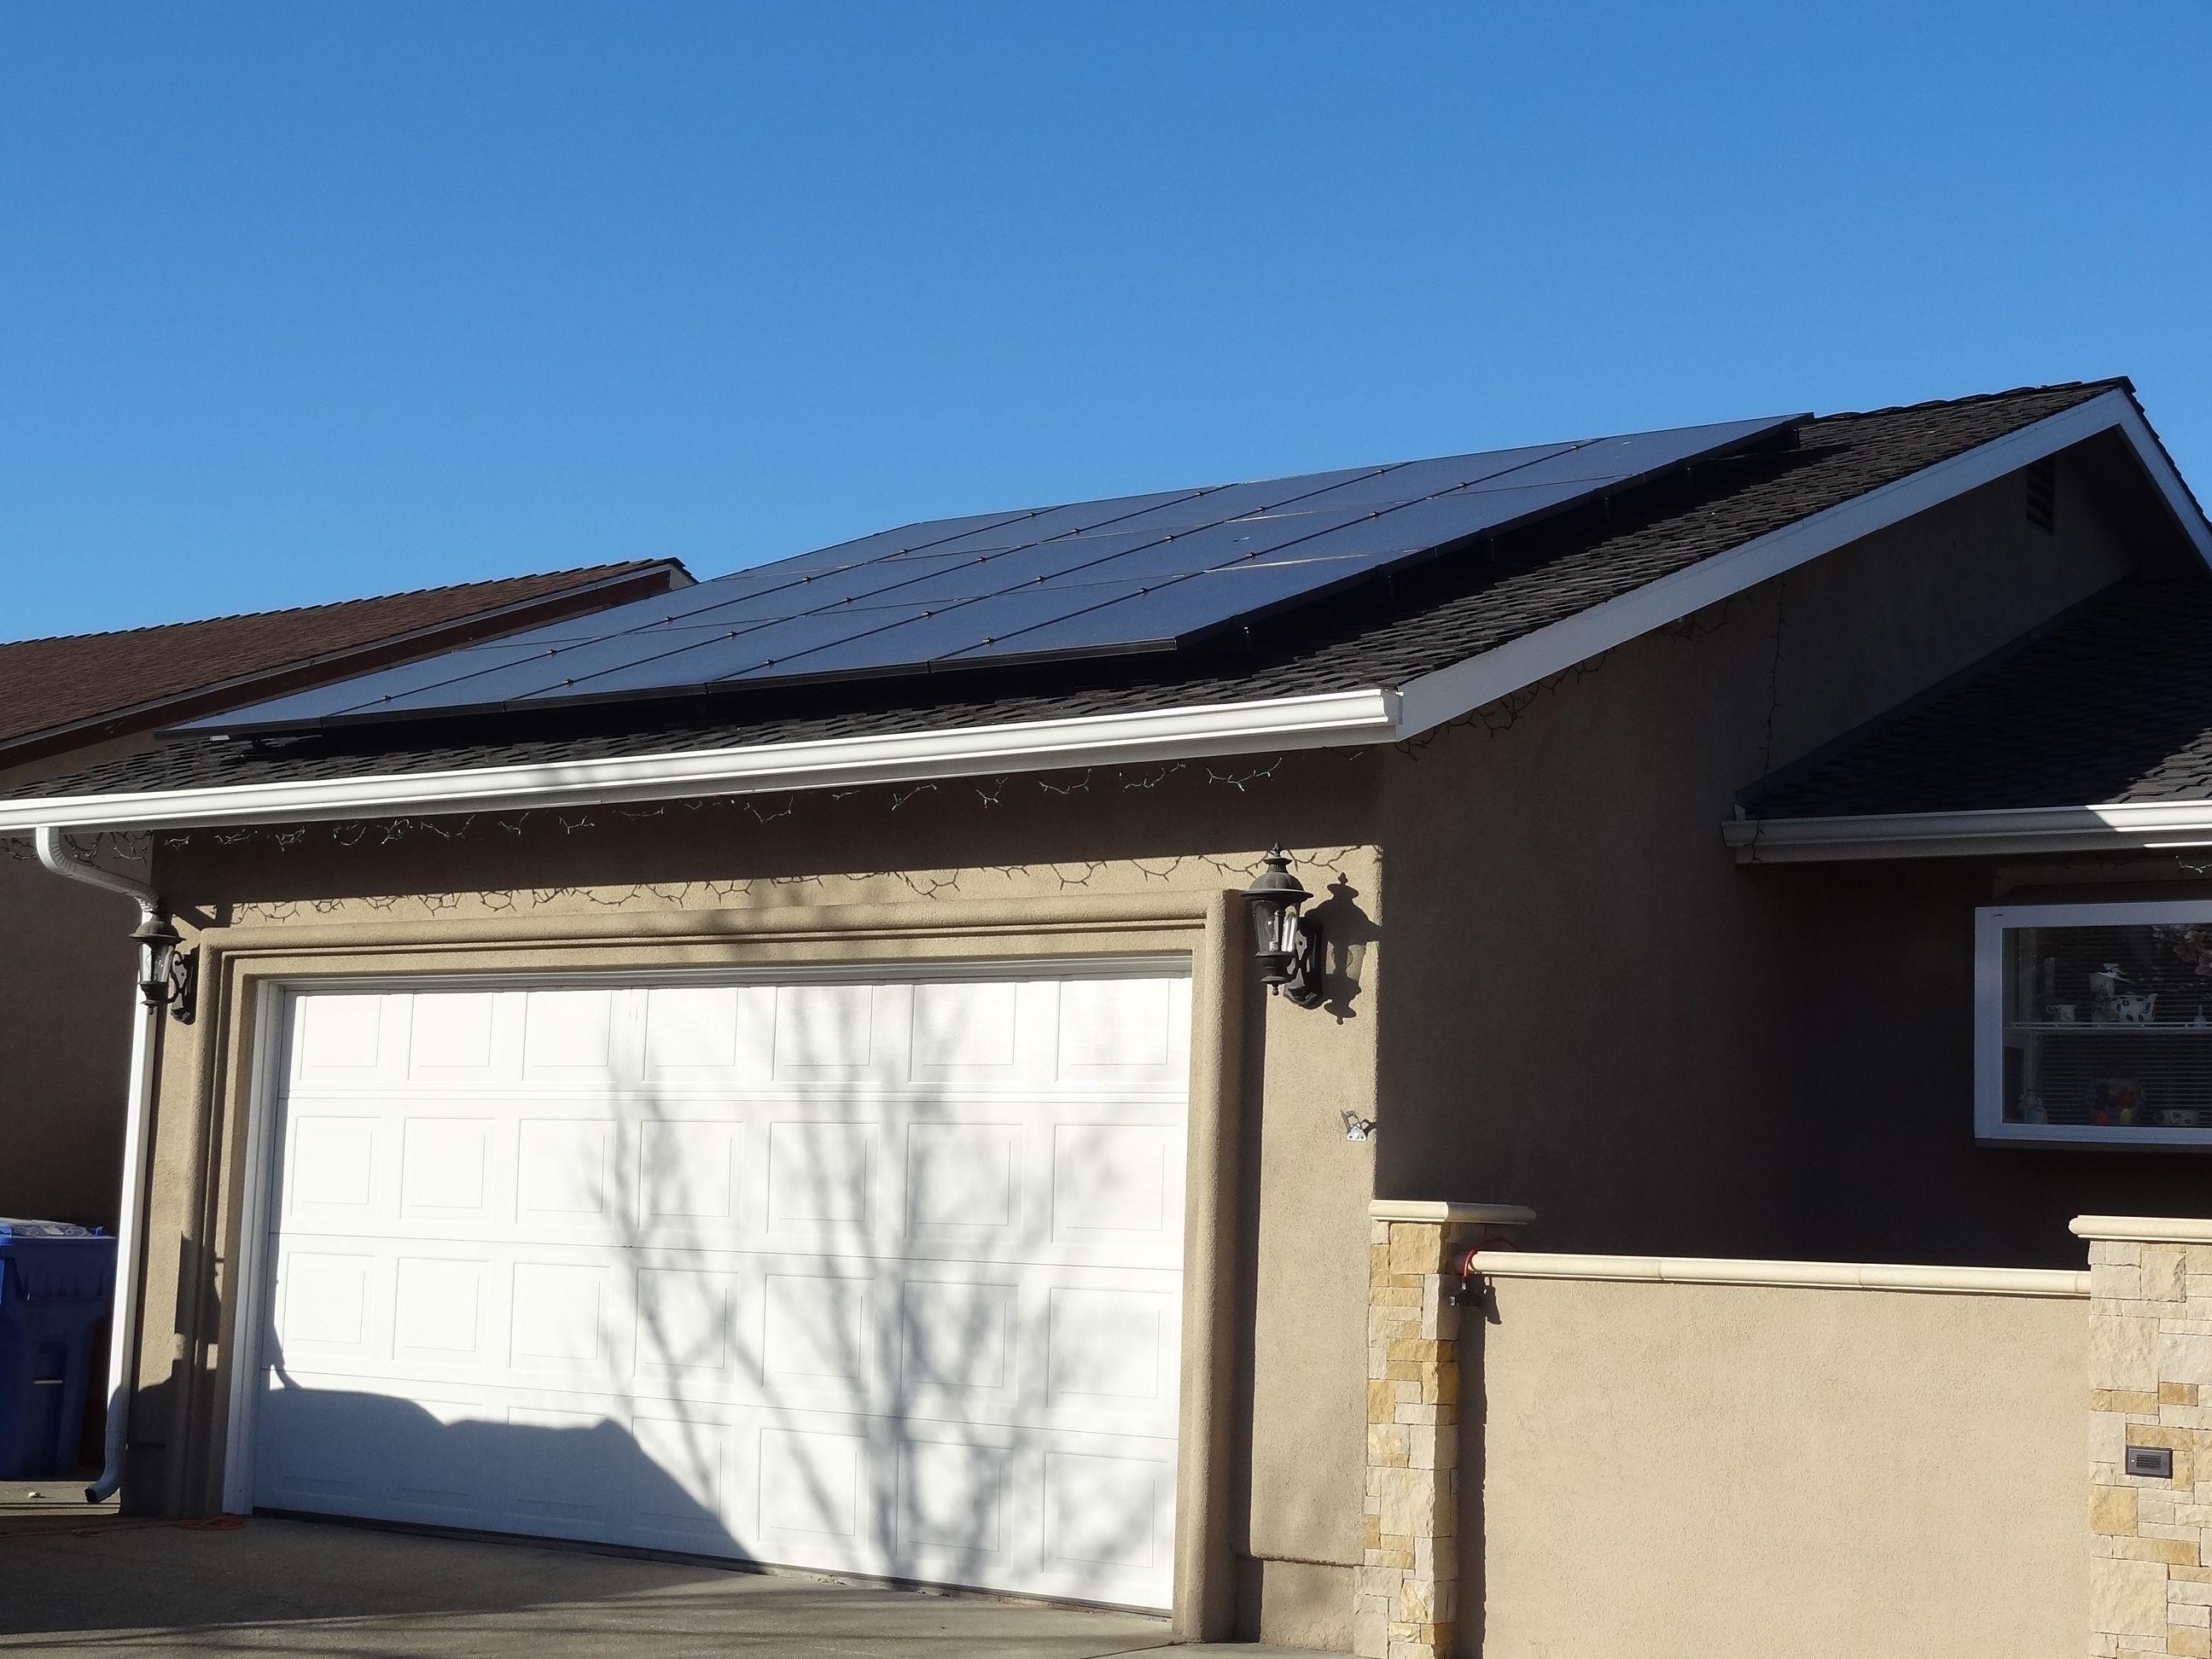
[{"left": 179, "top": 413, "right": 1800, "bottom": 735}]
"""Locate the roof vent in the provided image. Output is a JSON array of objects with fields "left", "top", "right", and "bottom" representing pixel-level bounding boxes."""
[{"left": 2025, "top": 457, "right": 2057, "bottom": 535}]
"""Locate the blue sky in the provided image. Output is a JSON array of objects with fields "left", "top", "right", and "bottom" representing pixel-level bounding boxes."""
[{"left": 4, "top": 3, "right": 2207, "bottom": 641}]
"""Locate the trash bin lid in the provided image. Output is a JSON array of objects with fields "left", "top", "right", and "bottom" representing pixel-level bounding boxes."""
[
  {"left": 0, "top": 1223, "right": 117, "bottom": 1302},
  {"left": 0, "top": 1220, "right": 101, "bottom": 1241}
]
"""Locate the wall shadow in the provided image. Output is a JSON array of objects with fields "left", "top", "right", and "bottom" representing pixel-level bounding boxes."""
[{"left": 0, "top": 1402, "right": 735, "bottom": 1639}]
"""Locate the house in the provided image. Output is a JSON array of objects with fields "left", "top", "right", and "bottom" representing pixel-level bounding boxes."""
[
  {"left": 0, "top": 559, "right": 690, "bottom": 1227},
  {"left": 3, "top": 379, "right": 2204, "bottom": 1656}
]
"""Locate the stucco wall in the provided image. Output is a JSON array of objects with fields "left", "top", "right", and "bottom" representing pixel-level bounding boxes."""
[
  {"left": 1370, "top": 456, "right": 2145, "bottom": 1260},
  {"left": 135, "top": 769, "right": 1384, "bottom": 1645},
  {"left": 0, "top": 850, "right": 139, "bottom": 1225},
  {"left": 1470, "top": 1272, "right": 2087, "bottom": 1658},
  {"left": 0, "top": 735, "right": 162, "bottom": 1227}
]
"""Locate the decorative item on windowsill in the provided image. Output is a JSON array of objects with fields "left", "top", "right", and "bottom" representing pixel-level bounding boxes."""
[
  {"left": 2087, "top": 959, "right": 2123, "bottom": 1026},
  {"left": 2087, "top": 1078, "right": 2144, "bottom": 1127},
  {"left": 1240, "top": 847, "right": 1325, "bottom": 1010}
]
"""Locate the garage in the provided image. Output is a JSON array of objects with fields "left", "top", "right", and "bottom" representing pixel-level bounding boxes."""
[{"left": 233, "top": 964, "right": 1191, "bottom": 1610}]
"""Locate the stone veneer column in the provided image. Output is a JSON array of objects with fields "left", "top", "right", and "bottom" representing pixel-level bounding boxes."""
[
  {"left": 1358, "top": 1201, "right": 1534, "bottom": 1659},
  {"left": 2076, "top": 1217, "right": 2212, "bottom": 1658}
]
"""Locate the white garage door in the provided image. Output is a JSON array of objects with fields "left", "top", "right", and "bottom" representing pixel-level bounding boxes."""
[{"left": 242, "top": 967, "right": 1190, "bottom": 1609}]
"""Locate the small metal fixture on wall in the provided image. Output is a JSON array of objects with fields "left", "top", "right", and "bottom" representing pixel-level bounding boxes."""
[
  {"left": 132, "top": 911, "right": 196, "bottom": 1024},
  {"left": 1241, "top": 847, "right": 1325, "bottom": 1010}
]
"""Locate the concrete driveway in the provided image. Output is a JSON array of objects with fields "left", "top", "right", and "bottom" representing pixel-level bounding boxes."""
[{"left": 0, "top": 1486, "right": 1331, "bottom": 1657}]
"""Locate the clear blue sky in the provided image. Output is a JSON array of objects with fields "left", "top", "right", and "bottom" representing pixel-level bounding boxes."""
[{"left": 4, "top": 3, "right": 2207, "bottom": 642}]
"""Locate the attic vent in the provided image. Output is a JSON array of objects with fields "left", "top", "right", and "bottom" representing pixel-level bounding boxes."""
[{"left": 2025, "top": 457, "right": 2057, "bottom": 534}]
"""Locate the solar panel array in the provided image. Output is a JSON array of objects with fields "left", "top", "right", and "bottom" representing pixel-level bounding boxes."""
[{"left": 183, "top": 413, "right": 1799, "bottom": 736}]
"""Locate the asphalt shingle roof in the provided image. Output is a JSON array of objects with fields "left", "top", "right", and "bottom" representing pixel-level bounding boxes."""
[
  {"left": 9, "top": 381, "right": 2124, "bottom": 804},
  {"left": 1742, "top": 575, "right": 2212, "bottom": 819},
  {"left": 0, "top": 562, "right": 676, "bottom": 756}
]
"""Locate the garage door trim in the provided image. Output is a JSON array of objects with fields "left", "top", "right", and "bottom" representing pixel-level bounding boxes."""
[{"left": 218, "top": 946, "right": 1227, "bottom": 1619}]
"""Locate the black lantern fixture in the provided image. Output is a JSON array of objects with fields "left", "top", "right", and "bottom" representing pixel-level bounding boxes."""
[
  {"left": 1241, "top": 847, "right": 1325, "bottom": 1009},
  {"left": 131, "top": 908, "right": 195, "bottom": 1024}
]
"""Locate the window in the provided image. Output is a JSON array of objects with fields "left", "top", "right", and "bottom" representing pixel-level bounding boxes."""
[{"left": 1978, "top": 900, "right": 2212, "bottom": 1145}]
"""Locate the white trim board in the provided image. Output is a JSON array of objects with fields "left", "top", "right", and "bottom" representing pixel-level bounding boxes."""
[
  {"left": 10, "top": 388, "right": 2205, "bottom": 836},
  {"left": 1725, "top": 800, "right": 2212, "bottom": 864},
  {"left": 1468, "top": 1249, "right": 2087, "bottom": 1299}
]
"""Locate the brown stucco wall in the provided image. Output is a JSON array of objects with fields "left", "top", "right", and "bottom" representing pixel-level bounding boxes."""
[
  {"left": 1470, "top": 1272, "right": 2087, "bottom": 1659},
  {"left": 0, "top": 733, "right": 160, "bottom": 1227},
  {"left": 1369, "top": 455, "right": 2145, "bottom": 1260},
  {"left": 131, "top": 766, "right": 1385, "bottom": 1646},
  {"left": 1779, "top": 856, "right": 2212, "bottom": 1268}
]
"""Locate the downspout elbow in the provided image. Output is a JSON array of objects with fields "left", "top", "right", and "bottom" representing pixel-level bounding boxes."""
[{"left": 33, "top": 826, "right": 160, "bottom": 923}]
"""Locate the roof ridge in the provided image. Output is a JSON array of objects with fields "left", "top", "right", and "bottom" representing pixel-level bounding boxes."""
[
  {"left": 1813, "top": 376, "right": 2130, "bottom": 426},
  {"left": 0, "top": 560, "right": 672, "bottom": 652}
]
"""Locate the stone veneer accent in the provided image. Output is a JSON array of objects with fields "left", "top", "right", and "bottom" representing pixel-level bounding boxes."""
[
  {"left": 1358, "top": 1202, "right": 1533, "bottom": 1659},
  {"left": 2079, "top": 1218, "right": 2212, "bottom": 1658}
]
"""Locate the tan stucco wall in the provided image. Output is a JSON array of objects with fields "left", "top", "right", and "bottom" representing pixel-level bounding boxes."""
[
  {"left": 136, "top": 775, "right": 1384, "bottom": 1645},
  {"left": 1472, "top": 1273, "right": 2087, "bottom": 1658},
  {"left": 1370, "top": 457, "right": 2143, "bottom": 1260}
]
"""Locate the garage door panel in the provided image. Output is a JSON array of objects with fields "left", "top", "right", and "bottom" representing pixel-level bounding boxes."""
[
  {"left": 391, "top": 1253, "right": 491, "bottom": 1368},
  {"left": 289, "top": 992, "right": 405, "bottom": 1086},
  {"left": 515, "top": 1116, "right": 618, "bottom": 1223},
  {"left": 629, "top": 1409, "right": 740, "bottom": 1546},
  {"left": 254, "top": 970, "right": 1190, "bottom": 1609},
  {"left": 269, "top": 1248, "right": 380, "bottom": 1364},
  {"left": 397, "top": 1113, "right": 501, "bottom": 1222},
  {"left": 642, "top": 985, "right": 775, "bottom": 1085},
  {"left": 1052, "top": 978, "right": 1189, "bottom": 1086},
  {"left": 901, "top": 1121, "right": 1024, "bottom": 1246},
  {"left": 405, "top": 992, "right": 515, "bottom": 1083},
  {"left": 772, "top": 982, "right": 906, "bottom": 1080},
  {"left": 637, "top": 1119, "right": 744, "bottom": 1223},
  {"left": 257, "top": 1376, "right": 498, "bottom": 1526},
  {"left": 521, "top": 987, "right": 627, "bottom": 1081},
  {"left": 761, "top": 1120, "right": 878, "bottom": 1243}
]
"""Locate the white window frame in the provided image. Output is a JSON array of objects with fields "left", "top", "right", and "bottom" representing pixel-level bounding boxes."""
[{"left": 1977, "top": 898, "right": 2212, "bottom": 1148}]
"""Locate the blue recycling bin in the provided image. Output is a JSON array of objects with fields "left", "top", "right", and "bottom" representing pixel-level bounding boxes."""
[{"left": 0, "top": 1220, "right": 116, "bottom": 1480}]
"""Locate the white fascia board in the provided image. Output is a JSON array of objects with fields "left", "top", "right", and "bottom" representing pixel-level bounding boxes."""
[
  {"left": 0, "top": 688, "right": 1400, "bottom": 834},
  {"left": 1394, "top": 389, "right": 2212, "bottom": 742},
  {"left": 1723, "top": 799, "right": 2212, "bottom": 864}
]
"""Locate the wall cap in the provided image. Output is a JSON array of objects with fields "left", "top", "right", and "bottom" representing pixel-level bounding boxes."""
[
  {"left": 1369, "top": 1201, "right": 1536, "bottom": 1226},
  {"left": 2069, "top": 1214, "right": 2212, "bottom": 1243},
  {"left": 1467, "top": 1249, "right": 2088, "bottom": 1299}
]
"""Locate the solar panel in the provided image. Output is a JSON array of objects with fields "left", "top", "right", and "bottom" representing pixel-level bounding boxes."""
[{"left": 180, "top": 412, "right": 1802, "bottom": 736}]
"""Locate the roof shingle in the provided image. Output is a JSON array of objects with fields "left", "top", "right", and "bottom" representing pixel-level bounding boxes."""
[
  {"left": 1742, "top": 575, "right": 2212, "bottom": 819},
  {"left": 7, "top": 381, "right": 2126, "bottom": 803},
  {"left": 0, "top": 562, "right": 677, "bottom": 756}
]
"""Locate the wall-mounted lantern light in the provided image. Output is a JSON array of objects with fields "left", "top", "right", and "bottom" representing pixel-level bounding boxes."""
[
  {"left": 131, "top": 910, "right": 196, "bottom": 1024},
  {"left": 1241, "top": 847, "right": 1325, "bottom": 1010}
]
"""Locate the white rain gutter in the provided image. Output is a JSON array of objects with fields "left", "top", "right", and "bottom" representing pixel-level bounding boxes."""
[
  {"left": 1723, "top": 799, "right": 2212, "bottom": 864},
  {"left": 0, "top": 689, "right": 1403, "bottom": 835},
  {"left": 31, "top": 828, "right": 163, "bottom": 1504}
]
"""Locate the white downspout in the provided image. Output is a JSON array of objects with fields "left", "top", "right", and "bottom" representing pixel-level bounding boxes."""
[{"left": 32, "top": 827, "right": 163, "bottom": 1505}]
